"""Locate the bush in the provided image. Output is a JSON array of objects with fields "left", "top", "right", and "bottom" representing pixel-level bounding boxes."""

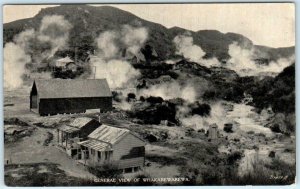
[
  {"left": 87, "top": 163, "right": 122, "bottom": 179},
  {"left": 127, "top": 93, "right": 136, "bottom": 102},
  {"left": 223, "top": 124, "right": 233, "bottom": 133},
  {"left": 188, "top": 102, "right": 211, "bottom": 116},
  {"left": 227, "top": 151, "right": 242, "bottom": 165},
  {"left": 112, "top": 91, "right": 123, "bottom": 103},
  {"left": 146, "top": 96, "right": 164, "bottom": 104},
  {"left": 268, "top": 151, "right": 276, "bottom": 158}
]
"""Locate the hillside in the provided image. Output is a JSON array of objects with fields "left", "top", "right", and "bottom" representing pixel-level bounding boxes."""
[{"left": 4, "top": 5, "right": 294, "bottom": 61}]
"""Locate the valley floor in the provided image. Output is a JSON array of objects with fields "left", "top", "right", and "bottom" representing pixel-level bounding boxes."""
[{"left": 3, "top": 84, "right": 296, "bottom": 186}]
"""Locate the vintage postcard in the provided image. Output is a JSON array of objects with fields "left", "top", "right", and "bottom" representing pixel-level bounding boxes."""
[{"left": 3, "top": 3, "right": 295, "bottom": 186}]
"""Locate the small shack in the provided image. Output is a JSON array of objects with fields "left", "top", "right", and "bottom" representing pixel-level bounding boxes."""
[
  {"left": 208, "top": 123, "right": 219, "bottom": 140},
  {"left": 77, "top": 125, "right": 146, "bottom": 173},
  {"left": 55, "top": 56, "right": 75, "bottom": 70},
  {"left": 30, "top": 79, "right": 112, "bottom": 116},
  {"left": 57, "top": 117, "right": 101, "bottom": 157}
]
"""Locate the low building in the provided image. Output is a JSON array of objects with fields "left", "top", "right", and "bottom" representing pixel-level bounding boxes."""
[
  {"left": 66, "top": 62, "right": 77, "bottom": 72},
  {"left": 30, "top": 79, "right": 112, "bottom": 115},
  {"left": 208, "top": 123, "right": 219, "bottom": 140},
  {"left": 77, "top": 125, "right": 146, "bottom": 173},
  {"left": 57, "top": 117, "right": 101, "bottom": 157},
  {"left": 55, "top": 56, "right": 75, "bottom": 70}
]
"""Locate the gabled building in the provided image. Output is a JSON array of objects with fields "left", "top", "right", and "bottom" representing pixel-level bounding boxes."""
[
  {"left": 57, "top": 117, "right": 101, "bottom": 157},
  {"left": 77, "top": 125, "right": 146, "bottom": 173},
  {"left": 30, "top": 79, "right": 112, "bottom": 116},
  {"left": 55, "top": 56, "right": 75, "bottom": 69}
]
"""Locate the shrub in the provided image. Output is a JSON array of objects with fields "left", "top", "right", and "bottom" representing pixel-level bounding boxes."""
[
  {"left": 189, "top": 102, "right": 211, "bottom": 116},
  {"left": 87, "top": 163, "right": 122, "bottom": 179},
  {"left": 146, "top": 96, "right": 164, "bottom": 104},
  {"left": 223, "top": 124, "right": 233, "bottom": 133},
  {"left": 112, "top": 91, "right": 123, "bottom": 102},
  {"left": 127, "top": 93, "right": 136, "bottom": 102}
]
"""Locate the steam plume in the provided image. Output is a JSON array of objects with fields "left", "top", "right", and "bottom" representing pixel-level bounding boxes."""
[
  {"left": 4, "top": 43, "right": 31, "bottom": 90},
  {"left": 91, "top": 58, "right": 140, "bottom": 89},
  {"left": 173, "top": 33, "right": 205, "bottom": 62},
  {"left": 38, "top": 15, "right": 73, "bottom": 58},
  {"left": 4, "top": 15, "right": 72, "bottom": 89},
  {"left": 173, "top": 34, "right": 294, "bottom": 77},
  {"left": 92, "top": 25, "right": 148, "bottom": 89},
  {"left": 173, "top": 33, "right": 222, "bottom": 67},
  {"left": 138, "top": 82, "right": 197, "bottom": 103},
  {"left": 177, "top": 102, "right": 228, "bottom": 131},
  {"left": 121, "top": 25, "right": 148, "bottom": 55},
  {"left": 227, "top": 42, "right": 295, "bottom": 76}
]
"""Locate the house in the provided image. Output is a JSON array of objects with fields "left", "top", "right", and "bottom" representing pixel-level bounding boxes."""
[
  {"left": 57, "top": 117, "right": 101, "bottom": 157},
  {"left": 66, "top": 62, "right": 77, "bottom": 72},
  {"left": 77, "top": 125, "right": 146, "bottom": 173},
  {"left": 55, "top": 56, "right": 75, "bottom": 70},
  {"left": 30, "top": 79, "right": 112, "bottom": 116}
]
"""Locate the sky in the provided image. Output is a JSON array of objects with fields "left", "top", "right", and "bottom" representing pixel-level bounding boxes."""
[{"left": 3, "top": 3, "right": 295, "bottom": 48}]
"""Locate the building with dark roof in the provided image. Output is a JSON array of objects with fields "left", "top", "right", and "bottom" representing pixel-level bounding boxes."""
[
  {"left": 30, "top": 79, "right": 112, "bottom": 116},
  {"left": 77, "top": 125, "right": 146, "bottom": 173}
]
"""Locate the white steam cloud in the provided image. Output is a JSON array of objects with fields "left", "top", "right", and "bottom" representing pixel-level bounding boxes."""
[
  {"left": 4, "top": 43, "right": 31, "bottom": 90},
  {"left": 38, "top": 15, "right": 73, "bottom": 58},
  {"left": 138, "top": 81, "right": 197, "bottom": 103},
  {"left": 177, "top": 102, "right": 228, "bottom": 131},
  {"left": 92, "top": 25, "right": 148, "bottom": 89},
  {"left": 227, "top": 42, "right": 295, "bottom": 76},
  {"left": 96, "top": 31, "right": 119, "bottom": 59},
  {"left": 4, "top": 15, "right": 72, "bottom": 90},
  {"left": 173, "top": 33, "right": 205, "bottom": 62},
  {"left": 121, "top": 25, "right": 148, "bottom": 55},
  {"left": 173, "top": 33, "right": 294, "bottom": 77},
  {"left": 91, "top": 58, "right": 140, "bottom": 89},
  {"left": 173, "top": 33, "right": 223, "bottom": 67}
]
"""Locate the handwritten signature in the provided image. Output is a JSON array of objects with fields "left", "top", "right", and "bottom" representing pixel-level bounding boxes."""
[{"left": 270, "top": 175, "right": 288, "bottom": 180}]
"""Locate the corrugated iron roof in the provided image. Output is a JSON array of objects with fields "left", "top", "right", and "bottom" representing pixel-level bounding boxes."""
[
  {"left": 57, "top": 56, "right": 74, "bottom": 63},
  {"left": 34, "top": 79, "right": 112, "bottom": 99},
  {"left": 88, "top": 125, "right": 129, "bottom": 145},
  {"left": 68, "top": 117, "right": 94, "bottom": 129},
  {"left": 58, "top": 125, "right": 80, "bottom": 133},
  {"left": 78, "top": 139, "right": 111, "bottom": 151}
]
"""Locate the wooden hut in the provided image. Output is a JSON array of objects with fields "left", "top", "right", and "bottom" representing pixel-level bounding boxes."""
[
  {"left": 57, "top": 117, "right": 101, "bottom": 157},
  {"left": 77, "top": 125, "right": 146, "bottom": 173},
  {"left": 30, "top": 79, "right": 112, "bottom": 116},
  {"left": 208, "top": 123, "right": 219, "bottom": 140}
]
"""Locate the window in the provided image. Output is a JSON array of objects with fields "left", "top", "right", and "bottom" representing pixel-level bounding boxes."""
[
  {"left": 124, "top": 168, "right": 132, "bottom": 173},
  {"left": 85, "top": 148, "right": 89, "bottom": 159},
  {"left": 97, "top": 151, "right": 101, "bottom": 162},
  {"left": 91, "top": 149, "right": 95, "bottom": 155}
]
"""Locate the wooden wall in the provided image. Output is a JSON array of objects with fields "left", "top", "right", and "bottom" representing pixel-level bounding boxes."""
[
  {"left": 113, "top": 133, "right": 145, "bottom": 169},
  {"left": 38, "top": 97, "right": 112, "bottom": 115}
]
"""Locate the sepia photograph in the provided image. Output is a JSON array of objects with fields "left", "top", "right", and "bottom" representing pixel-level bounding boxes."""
[{"left": 3, "top": 3, "right": 296, "bottom": 186}]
